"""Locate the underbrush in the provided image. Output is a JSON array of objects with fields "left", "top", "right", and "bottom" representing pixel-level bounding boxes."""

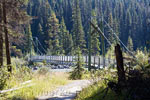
[
  {"left": 76, "top": 50, "right": 150, "bottom": 100},
  {"left": 5, "top": 69, "right": 69, "bottom": 100},
  {"left": 75, "top": 69, "right": 123, "bottom": 100},
  {"left": 0, "top": 58, "right": 70, "bottom": 100},
  {"left": 75, "top": 81, "right": 124, "bottom": 100}
]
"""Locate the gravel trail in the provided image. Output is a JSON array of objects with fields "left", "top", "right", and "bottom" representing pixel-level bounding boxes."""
[{"left": 37, "top": 80, "right": 91, "bottom": 100}]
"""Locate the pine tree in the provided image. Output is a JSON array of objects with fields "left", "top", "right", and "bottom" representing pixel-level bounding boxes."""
[
  {"left": 69, "top": 47, "right": 84, "bottom": 80},
  {"left": 107, "top": 13, "right": 115, "bottom": 44},
  {"left": 47, "top": 11, "right": 60, "bottom": 55},
  {"left": 59, "top": 18, "right": 68, "bottom": 54},
  {"left": 91, "top": 10, "right": 100, "bottom": 56},
  {"left": 59, "top": 17, "right": 73, "bottom": 55},
  {"left": 125, "top": 10, "right": 132, "bottom": 42},
  {"left": 72, "top": 0, "right": 86, "bottom": 54},
  {"left": 64, "top": 33, "right": 74, "bottom": 55},
  {"left": 127, "top": 36, "right": 134, "bottom": 51},
  {"left": 26, "top": 25, "right": 33, "bottom": 54}
]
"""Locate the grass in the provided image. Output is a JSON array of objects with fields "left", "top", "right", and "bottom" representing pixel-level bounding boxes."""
[
  {"left": 1, "top": 69, "right": 70, "bottom": 100},
  {"left": 75, "top": 69, "right": 124, "bottom": 100},
  {"left": 75, "top": 80, "right": 124, "bottom": 100}
]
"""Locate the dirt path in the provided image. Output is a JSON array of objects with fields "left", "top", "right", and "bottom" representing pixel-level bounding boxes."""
[{"left": 37, "top": 80, "right": 91, "bottom": 100}]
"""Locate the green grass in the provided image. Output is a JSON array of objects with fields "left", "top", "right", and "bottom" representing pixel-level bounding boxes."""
[
  {"left": 75, "top": 69, "right": 124, "bottom": 100},
  {"left": 1, "top": 71, "right": 70, "bottom": 100},
  {"left": 75, "top": 81, "right": 124, "bottom": 100}
]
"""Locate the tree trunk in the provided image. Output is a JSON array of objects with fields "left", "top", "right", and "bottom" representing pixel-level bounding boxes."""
[
  {"left": 0, "top": 3, "right": 3, "bottom": 66},
  {"left": 2, "top": 0, "right": 12, "bottom": 72},
  {"left": 115, "top": 44, "right": 126, "bottom": 85}
]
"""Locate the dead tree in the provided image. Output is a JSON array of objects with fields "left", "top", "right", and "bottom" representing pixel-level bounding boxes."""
[
  {"left": 0, "top": 3, "right": 3, "bottom": 67},
  {"left": 2, "top": 0, "right": 11, "bottom": 72},
  {"left": 115, "top": 44, "right": 126, "bottom": 85}
]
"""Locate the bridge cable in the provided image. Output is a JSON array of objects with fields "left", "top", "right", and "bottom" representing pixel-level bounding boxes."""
[
  {"left": 102, "top": 18, "right": 136, "bottom": 58},
  {"left": 32, "top": 37, "right": 47, "bottom": 54},
  {"left": 32, "top": 39, "right": 43, "bottom": 55}
]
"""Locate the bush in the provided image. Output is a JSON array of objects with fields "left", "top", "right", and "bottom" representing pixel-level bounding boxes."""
[
  {"left": 14, "top": 66, "right": 33, "bottom": 81},
  {"left": 0, "top": 67, "right": 10, "bottom": 90},
  {"left": 37, "top": 67, "right": 49, "bottom": 76}
]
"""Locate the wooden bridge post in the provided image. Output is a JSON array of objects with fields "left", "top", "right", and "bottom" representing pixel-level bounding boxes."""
[
  {"left": 94, "top": 56, "right": 96, "bottom": 68},
  {"left": 86, "top": 56, "right": 88, "bottom": 66},
  {"left": 67, "top": 56, "right": 69, "bottom": 62},
  {"left": 115, "top": 44, "right": 126, "bottom": 85},
  {"left": 62, "top": 56, "right": 63, "bottom": 65},
  {"left": 108, "top": 55, "right": 111, "bottom": 65},
  {"left": 98, "top": 56, "right": 100, "bottom": 69}
]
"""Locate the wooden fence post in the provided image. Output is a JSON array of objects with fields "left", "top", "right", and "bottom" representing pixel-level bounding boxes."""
[{"left": 115, "top": 44, "right": 126, "bottom": 85}]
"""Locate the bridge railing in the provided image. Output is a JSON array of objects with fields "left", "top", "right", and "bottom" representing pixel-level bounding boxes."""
[{"left": 30, "top": 55, "right": 116, "bottom": 68}]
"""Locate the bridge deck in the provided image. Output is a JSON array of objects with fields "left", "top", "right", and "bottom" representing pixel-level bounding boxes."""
[{"left": 30, "top": 55, "right": 116, "bottom": 68}]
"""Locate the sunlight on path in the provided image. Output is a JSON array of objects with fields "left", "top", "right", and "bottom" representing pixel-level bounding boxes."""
[{"left": 37, "top": 80, "right": 91, "bottom": 100}]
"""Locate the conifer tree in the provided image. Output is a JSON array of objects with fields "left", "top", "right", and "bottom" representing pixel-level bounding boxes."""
[
  {"left": 26, "top": 25, "right": 33, "bottom": 54},
  {"left": 47, "top": 11, "right": 60, "bottom": 55},
  {"left": 107, "top": 13, "right": 115, "bottom": 44},
  {"left": 59, "top": 18, "right": 67, "bottom": 54},
  {"left": 66, "top": 34, "right": 74, "bottom": 55},
  {"left": 59, "top": 17, "right": 73, "bottom": 55},
  {"left": 127, "top": 36, "right": 134, "bottom": 51},
  {"left": 91, "top": 10, "right": 100, "bottom": 56},
  {"left": 125, "top": 10, "right": 132, "bottom": 42},
  {"left": 72, "top": 0, "right": 86, "bottom": 54},
  {"left": 69, "top": 47, "right": 84, "bottom": 80}
]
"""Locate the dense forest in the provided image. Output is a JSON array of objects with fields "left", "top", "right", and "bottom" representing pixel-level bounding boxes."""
[{"left": 10, "top": 0, "right": 150, "bottom": 56}]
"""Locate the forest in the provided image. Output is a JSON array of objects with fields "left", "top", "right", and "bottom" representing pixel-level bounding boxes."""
[
  {"left": 2, "top": 0, "right": 149, "bottom": 57},
  {"left": 0, "top": 0, "right": 150, "bottom": 100}
]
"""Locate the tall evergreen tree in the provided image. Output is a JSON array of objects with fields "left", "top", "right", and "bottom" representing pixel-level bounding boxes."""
[
  {"left": 127, "top": 36, "right": 134, "bottom": 51},
  {"left": 59, "top": 18, "right": 67, "bottom": 54},
  {"left": 91, "top": 10, "right": 100, "bottom": 55},
  {"left": 59, "top": 17, "right": 73, "bottom": 55},
  {"left": 107, "top": 13, "right": 115, "bottom": 44},
  {"left": 125, "top": 10, "right": 132, "bottom": 42},
  {"left": 47, "top": 11, "right": 60, "bottom": 55},
  {"left": 72, "top": 0, "right": 86, "bottom": 54},
  {"left": 26, "top": 24, "right": 33, "bottom": 54}
]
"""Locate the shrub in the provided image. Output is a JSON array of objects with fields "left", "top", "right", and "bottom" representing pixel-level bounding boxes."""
[
  {"left": 37, "top": 67, "right": 49, "bottom": 76},
  {"left": 0, "top": 67, "right": 10, "bottom": 90}
]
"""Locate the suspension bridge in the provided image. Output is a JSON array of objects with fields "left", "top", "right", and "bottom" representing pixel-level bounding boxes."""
[
  {"left": 28, "top": 16, "right": 134, "bottom": 69},
  {"left": 30, "top": 55, "right": 116, "bottom": 68}
]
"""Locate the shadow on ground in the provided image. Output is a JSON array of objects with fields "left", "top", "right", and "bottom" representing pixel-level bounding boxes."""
[{"left": 45, "top": 93, "right": 76, "bottom": 100}]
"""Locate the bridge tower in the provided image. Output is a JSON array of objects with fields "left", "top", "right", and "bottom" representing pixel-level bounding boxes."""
[{"left": 88, "top": 17, "right": 106, "bottom": 71}]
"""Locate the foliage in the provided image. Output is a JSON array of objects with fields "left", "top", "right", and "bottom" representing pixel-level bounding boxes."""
[
  {"left": 75, "top": 69, "right": 122, "bottom": 100},
  {"left": 0, "top": 67, "right": 10, "bottom": 90},
  {"left": 135, "top": 49, "right": 148, "bottom": 66},
  {"left": 72, "top": 0, "right": 86, "bottom": 54},
  {"left": 4, "top": 72, "right": 69, "bottom": 100},
  {"left": 37, "top": 67, "right": 49, "bottom": 76},
  {"left": 42, "top": 60, "right": 47, "bottom": 66},
  {"left": 106, "top": 44, "right": 115, "bottom": 59},
  {"left": 69, "top": 48, "right": 85, "bottom": 80},
  {"left": 90, "top": 10, "right": 100, "bottom": 56},
  {"left": 127, "top": 36, "right": 134, "bottom": 51}
]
